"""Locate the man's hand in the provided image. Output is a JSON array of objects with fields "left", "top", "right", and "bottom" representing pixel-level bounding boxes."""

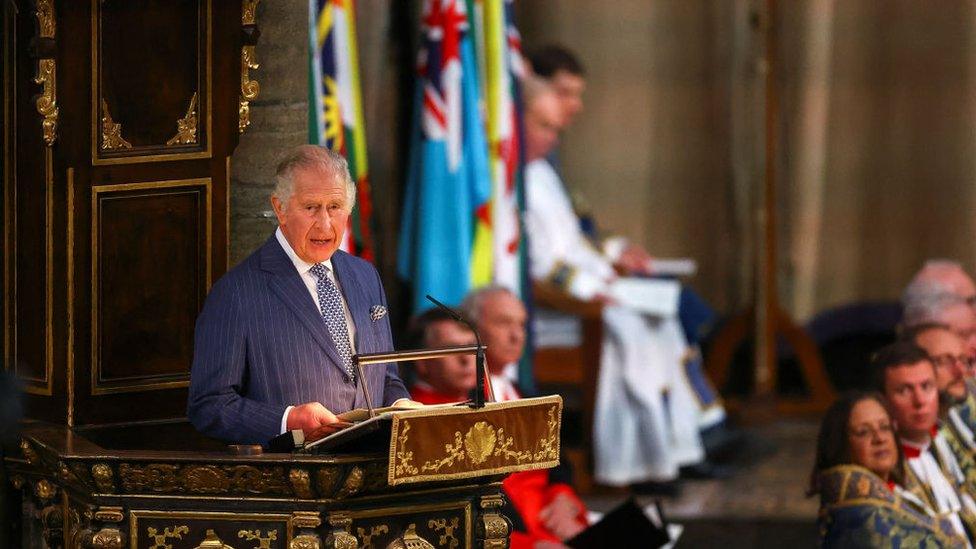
[
  {"left": 538, "top": 492, "right": 586, "bottom": 541},
  {"left": 615, "top": 243, "right": 653, "bottom": 275},
  {"left": 287, "top": 402, "right": 339, "bottom": 433}
]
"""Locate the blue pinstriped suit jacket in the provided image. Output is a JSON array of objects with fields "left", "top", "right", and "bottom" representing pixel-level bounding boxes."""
[{"left": 187, "top": 234, "right": 409, "bottom": 445}]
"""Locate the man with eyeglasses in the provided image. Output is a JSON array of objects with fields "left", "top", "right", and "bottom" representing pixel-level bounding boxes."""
[
  {"left": 874, "top": 341, "right": 976, "bottom": 542},
  {"left": 911, "top": 324, "right": 976, "bottom": 475}
]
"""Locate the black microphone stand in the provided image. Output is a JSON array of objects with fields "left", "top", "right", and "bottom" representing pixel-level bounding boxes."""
[{"left": 425, "top": 294, "right": 492, "bottom": 408}]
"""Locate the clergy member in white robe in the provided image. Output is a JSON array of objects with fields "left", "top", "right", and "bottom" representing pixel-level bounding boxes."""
[{"left": 521, "top": 83, "right": 718, "bottom": 484}]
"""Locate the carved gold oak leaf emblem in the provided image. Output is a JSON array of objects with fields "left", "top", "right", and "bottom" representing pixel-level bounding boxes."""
[{"left": 463, "top": 422, "right": 496, "bottom": 465}]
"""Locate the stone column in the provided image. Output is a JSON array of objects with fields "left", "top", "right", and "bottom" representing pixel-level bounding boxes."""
[{"left": 230, "top": 0, "right": 309, "bottom": 265}]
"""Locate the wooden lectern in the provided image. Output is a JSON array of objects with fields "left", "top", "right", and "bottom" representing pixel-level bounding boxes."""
[{"left": 7, "top": 395, "right": 562, "bottom": 548}]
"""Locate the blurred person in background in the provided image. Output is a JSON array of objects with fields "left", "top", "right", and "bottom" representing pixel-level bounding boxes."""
[
  {"left": 873, "top": 341, "right": 976, "bottom": 543},
  {"left": 812, "top": 391, "right": 964, "bottom": 548}
]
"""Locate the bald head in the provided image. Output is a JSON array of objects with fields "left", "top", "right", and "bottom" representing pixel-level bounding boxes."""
[{"left": 524, "top": 81, "right": 564, "bottom": 162}]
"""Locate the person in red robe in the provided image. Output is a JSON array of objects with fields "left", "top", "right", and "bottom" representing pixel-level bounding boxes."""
[{"left": 406, "top": 298, "right": 589, "bottom": 549}]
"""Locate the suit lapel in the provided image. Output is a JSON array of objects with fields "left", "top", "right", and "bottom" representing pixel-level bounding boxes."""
[{"left": 260, "top": 236, "right": 346, "bottom": 373}]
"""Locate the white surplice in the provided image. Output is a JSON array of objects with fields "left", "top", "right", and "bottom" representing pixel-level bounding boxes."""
[{"left": 524, "top": 158, "right": 711, "bottom": 483}]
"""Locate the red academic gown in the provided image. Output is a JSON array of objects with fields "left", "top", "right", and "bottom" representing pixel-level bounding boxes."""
[{"left": 409, "top": 381, "right": 589, "bottom": 548}]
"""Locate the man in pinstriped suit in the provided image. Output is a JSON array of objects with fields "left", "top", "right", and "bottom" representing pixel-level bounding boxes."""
[{"left": 188, "top": 145, "right": 414, "bottom": 446}]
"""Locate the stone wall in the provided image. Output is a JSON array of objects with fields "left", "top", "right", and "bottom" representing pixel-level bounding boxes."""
[{"left": 229, "top": 0, "right": 309, "bottom": 265}]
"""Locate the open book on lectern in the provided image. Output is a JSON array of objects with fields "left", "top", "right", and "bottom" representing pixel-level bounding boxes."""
[{"left": 267, "top": 344, "right": 490, "bottom": 453}]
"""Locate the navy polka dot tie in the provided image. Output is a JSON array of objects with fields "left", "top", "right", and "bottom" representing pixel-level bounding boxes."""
[{"left": 310, "top": 263, "right": 355, "bottom": 381}]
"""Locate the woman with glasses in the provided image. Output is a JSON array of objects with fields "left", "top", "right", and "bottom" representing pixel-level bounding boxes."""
[{"left": 811, "top": 392, "right": 966, "bottom": 548}]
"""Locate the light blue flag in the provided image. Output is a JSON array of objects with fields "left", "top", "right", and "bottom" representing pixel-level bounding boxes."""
[{"left": 398, "top": 1, "right": 491, "bottom": 313}]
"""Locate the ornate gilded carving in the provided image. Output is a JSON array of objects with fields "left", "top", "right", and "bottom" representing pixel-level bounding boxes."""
[
  {"left": 92, "top": 527, "right": 125, "bottom": 549},
  {"left": 148, "top": 525, "right": 189, "bottom": 549},
  {"left": 477, "top": 495, "right": 508, "bottom": 548},
  {"left": 316, "top": 467, "right": 342, "bottom": 497},
  {"left": 289, "top": 468, "right": 314, "bottom": 499},
  {"left": 35, "top": 478, "right": 57, "bottom": 501},
  {"left": 32, "top": 0, "right": 58, "bottom": 146},
  {"left": 35, "top": 0, "right": 55, "bottom": 36},
  {"left": 194, "top": 529, "right": 234, "bottom": 549},
  {"left": 166, "top": 92, "right": 199, "bottom": 146},
  {"left": 100, "top": 99, "right": 132, "bottom": 150},
  {"left": 238, "top": 529, "right": 277, "bottom": 549},
  {"left": 40, "top": 503, "right": 64, "bottom": 548},
  {"left": 463, "top": 422, "right": 496, "bottom": 465},
  {"left": 20, "top": 438, "right": 38, "bottom": 465},
  {"left": 356, "top": 525, "right": 388, "bottom": 549},
  {"left": 119, "top": 463, "right": 290, "bottom": 496},
  {"left": 33, "top": 59, "right": 58, "bottom": 146},
  {"left": 239, "top": 44, "right": 260, "bottom": 134},
  {"left": 323, "top": 531, "right": 356, "bottom": 549},
  {"left": 479, "top": 515, "right": 509, "bottom": 549},
  {"left": 394, "top": 424, "right": 418, "bottom": 477},
  {"left": 325, "top": 512, "right": 356, "bottom": 549},
  {"left": 419, "top": 419, "right": 533, "bottom": 473},
  {"left": 387, "top": 524, "right": 435, "bottom": 549},
  {"left": 92, "top": 463, "right": 116, "bottom": 493},
  {"left": 291, "top": 535, "right": 322, "bottom": 549},
  {"left": 94, "top": 507, "right": 124, "bottom": 523},
  {"left": 292, "top": 512, "right": 322, "bottom": 530},
  {"left": 389, "top": 400, "right": 562, "bottom": 485},
  {"left": 534, "top": 407, "right": 560, "bottom": 461},
  {"left": 428, "top": 518, "right": 459, "bottom": 549},
  {"left": 293, "top": 511, "right": 324, "bottom": 549},
  {"left": 239, "top": 0, "right": 261, "bottom": 133},
  {"left": 242, "top": 0, "right": 260, "bottom": 24},
  {"left": 9, "top": 474, "right": 25, "bottom": 489},
  {"left": 480, "top": 494, "right": 505, "bottom": 510},
  {"left": 335, "top": 466, "right": 364, "bottom": 499}
]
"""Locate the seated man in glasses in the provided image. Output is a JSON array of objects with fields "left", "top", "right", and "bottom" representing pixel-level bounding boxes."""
[
  {"left": 874, "top": 341, "right": 976, "bottom": 541},
  {"left": 908, "top": 324, "right": 976, "bottom": 477}
]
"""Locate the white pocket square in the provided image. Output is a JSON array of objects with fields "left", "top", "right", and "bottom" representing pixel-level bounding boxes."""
[{"left": 370, "top": 305, "right": 388, "bottom": 321}]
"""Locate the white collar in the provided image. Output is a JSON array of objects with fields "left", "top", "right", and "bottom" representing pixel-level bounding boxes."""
[{"left": 276, "top": 227, "right": 334, "bottom": 275}]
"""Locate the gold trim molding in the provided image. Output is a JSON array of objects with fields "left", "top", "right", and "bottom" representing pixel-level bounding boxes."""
[
  {"left": 33, "top": 0, "right": 58, "bottom": 146},
  {"left": 100, "top": 99, "right": 132, "bottom": 150},
  {"left": 166, "top": 92, "right": 199, "bottom": 146},
  {"left": 239, "top": 0, "right": 261, "bottom": 133}
]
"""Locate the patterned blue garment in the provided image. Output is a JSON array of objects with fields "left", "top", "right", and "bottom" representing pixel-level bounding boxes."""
[{"left": 818, "top": 465, "right": 966, "bottom": 548}]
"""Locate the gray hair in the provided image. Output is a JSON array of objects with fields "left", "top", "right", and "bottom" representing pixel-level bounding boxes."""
[
  {"left": 902, "top": 259, "right": 967, "bottom": 327},
  {"left": 273, "top": 145, "right": 356, "bottom": 211},
  {"left": 460, "top": 285, "right": 519, "bottom": 323}
]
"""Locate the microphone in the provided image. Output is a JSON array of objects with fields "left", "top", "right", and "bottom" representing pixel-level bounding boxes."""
[{"left": 425, "top": 294, "right": 493, "bottom": 408}]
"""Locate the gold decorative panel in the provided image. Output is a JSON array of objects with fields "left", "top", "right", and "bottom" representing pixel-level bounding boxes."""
[
  {"left": 387, "top": 396, "right": 562, "bottom": 486},
  {"left": 129, "top": 511, "right": 292, "bottom": 549}
]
